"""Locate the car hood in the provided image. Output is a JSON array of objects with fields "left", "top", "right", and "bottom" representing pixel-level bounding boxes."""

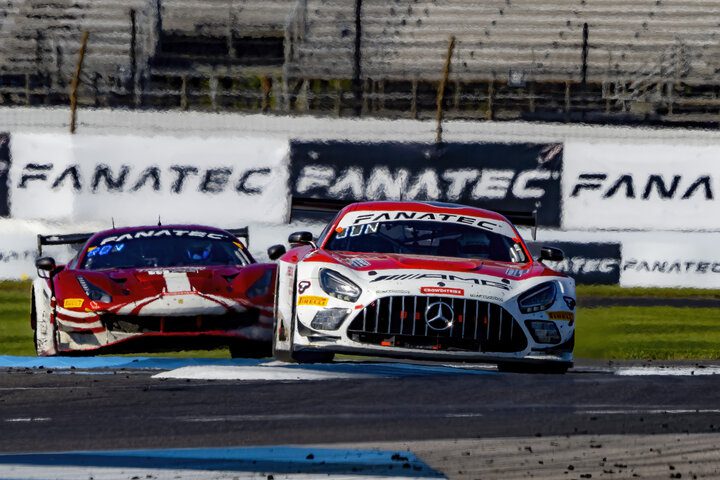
[
  {"left": 80, "top": 266, "right": 244, "bottom": 298},
  {"left": 313, "top": 250, "right": 546, "bottom": 280}
]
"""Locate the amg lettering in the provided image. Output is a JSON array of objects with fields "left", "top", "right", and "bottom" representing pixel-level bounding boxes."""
[{"left": 370, "top": 273, "right": 510, "bottom": 290}]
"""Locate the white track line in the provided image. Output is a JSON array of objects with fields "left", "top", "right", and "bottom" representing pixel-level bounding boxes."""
[
  {"left": 152, "top": 365, "right": 379, "bottom": 381},
  {"left": 616, "top": 367, "right": 720, "bottom": 376}
]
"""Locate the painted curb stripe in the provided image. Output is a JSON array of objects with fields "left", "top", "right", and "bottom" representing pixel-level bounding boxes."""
[{"left": 0, "top": 446, "right": 443, "bottom": 478}]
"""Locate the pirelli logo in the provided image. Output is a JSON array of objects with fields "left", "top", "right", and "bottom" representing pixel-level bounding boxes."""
[
  {"left": 548, "top": 311, "right": 574, "bottom": 321},
  {"left": 63, "top": 298, "right": 84, "bottom": 309},
  {"left": 298, "top": 295, "right": 329, "bottom": 307}
]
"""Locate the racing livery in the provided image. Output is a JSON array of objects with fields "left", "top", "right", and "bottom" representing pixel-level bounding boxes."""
[
  {"left": 32, "top": 225, "right": 275, "bottom": 357},
  {"left": 272, "top": 201, "right": 575, "bottom": 372}
]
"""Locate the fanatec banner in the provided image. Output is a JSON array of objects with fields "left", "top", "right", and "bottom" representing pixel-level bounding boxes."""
[
  {"left": 563, "top": 141, "right": 720, "bottom": 231},
  {"left": 0, "top": 133, "right": 9, "bottom": 217},
  {"left": 8, "top": 133, "right": 290, "bottom": 226},
  {"left": 289, "top": 141, "right": 564, "bottom": 227},
  {"left": 620, "top": 239, "right": 720, "bottom": 288},
  {"left": 527, "top": 241, "right": 621, "bottom": 285}
]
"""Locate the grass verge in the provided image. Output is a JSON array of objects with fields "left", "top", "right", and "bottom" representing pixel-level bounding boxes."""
[
  {"left": 576, "top": 306, "right": 720, "bottom": 360},
  {"left": 1, "top": 281, "right": 718, "bottom": 360}
]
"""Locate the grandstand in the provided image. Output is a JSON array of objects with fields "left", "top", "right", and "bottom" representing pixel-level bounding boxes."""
[{"left": 1, "top": 0, "right": 719, "bottom": 124}]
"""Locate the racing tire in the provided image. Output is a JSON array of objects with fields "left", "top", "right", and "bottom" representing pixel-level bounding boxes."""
[
  {"left": 229, "top": 340, "right": 271, "bottom": 359},
  {"left": 497, "top": 362, "right": 569, "bottom": 375},
  {"left": 32, "top": 290, "right": 58, "bottom": 357}
]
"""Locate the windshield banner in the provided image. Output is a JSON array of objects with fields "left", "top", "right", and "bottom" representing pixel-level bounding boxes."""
[
  {"left": 289, "top": 141, "right": 563, "bottom": 227},
  {"left": 0, "top": 133, "right": 9, "bottom": 217},
  {"left": 8, "top": 133, "right": 290, "bottom": 226}
]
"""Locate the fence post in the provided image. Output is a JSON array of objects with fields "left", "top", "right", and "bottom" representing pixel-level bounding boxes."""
[
  {"left": 69, "top": 31, "right": 89, "bottom": 134},
  {"left": 352, "top": 0, "right": 363, "bottom": 116},
  {"left": 435, "top": 35, "right": 455, "bottom": 144}
]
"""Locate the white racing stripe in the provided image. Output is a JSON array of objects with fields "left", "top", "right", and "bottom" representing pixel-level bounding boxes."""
[
  {"left": 0, "top": 466, "right": 424, "bottom": 480},
  {"left": 153, "top": 365, "right": 380, "bottom": 381},
  {"left": 163, "top": 272, "right": 192, "bottom": 293},
  {"left": 616, "top": 366, "right": 720, "bottom": 376}
]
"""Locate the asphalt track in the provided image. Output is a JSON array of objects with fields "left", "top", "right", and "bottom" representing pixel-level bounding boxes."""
[{"left": 3, "top": 357, "right": 720, "bottom": 478}]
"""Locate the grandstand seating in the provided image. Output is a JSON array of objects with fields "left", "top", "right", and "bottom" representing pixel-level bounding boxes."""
[{"left": 0, "top": 0, "right": 719, "bottom": 123}]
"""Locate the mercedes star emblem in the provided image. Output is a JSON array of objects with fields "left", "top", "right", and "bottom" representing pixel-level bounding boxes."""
[{"left": 425, "top": 301, "right": 454, "bottom": 331}]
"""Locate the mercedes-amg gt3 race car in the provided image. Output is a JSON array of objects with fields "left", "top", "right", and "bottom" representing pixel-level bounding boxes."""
[
  {"left": 32, "top": 225, "right": 275, "bottom": 357},
  {"left": 271, "top": 201, "right": 576, "bottom": 372}
]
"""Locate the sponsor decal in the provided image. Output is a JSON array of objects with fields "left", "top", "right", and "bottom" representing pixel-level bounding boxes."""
[
  {"left": 548, "top": 311, "right": 574, "bottom": 321},
  {"left": 370, "top": 273, "right": 511, "bottom": 290},
  {"left": 298, "top": 280, "right": 311, "bottom": 294},
  {"left": 99, "top": 229, "right": 227, "bottom": 245},
  {"left": 290, "top": 141, "right": 563, "bottom": 227},
  {"left": 528, "top": 241, "right": 621, "bottom": 285},
  {"left": 505, "top": 268, "right": 525, "bottom": 278},
  {"left": 375, "top": 289, "right": 412, "bottom": 295},
  {"left": 344, "top": 257, "right": 371, "bottom": 268},
  {"left": 145, "top": 267, "right": 202, "bottom": 275},
  {"left": 0, "top": 133, "right": 9, "bottom": 217},
  {"left": 420, "top": 286, "right": 465, "bottom": 296},
  {"left": 63, "top": 298, "right": 84, "bottom": 309},
  {"left": 297, "top": 295, "right": 329, "bottom": 307}
]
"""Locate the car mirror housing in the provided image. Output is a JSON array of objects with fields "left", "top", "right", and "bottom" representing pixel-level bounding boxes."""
[
  {"left": 288, "top": 231, "right": 314, "bottom": 246},
  {"left": 36, "top": 257, "right": 56, "bottom": 271},
  {"left": 539, "top": 247, "right": 564, "bottom": 262},
  {"left": 267, "top": 244, "right": 287, "bottom": 260}
]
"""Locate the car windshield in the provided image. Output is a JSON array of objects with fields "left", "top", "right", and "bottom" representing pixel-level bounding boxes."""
[
  {"left": 81, "top": 234, "right": 249, "bottom": 270},
  {"left": 324, "top": 220, "right": 527, "bottom": 263}
]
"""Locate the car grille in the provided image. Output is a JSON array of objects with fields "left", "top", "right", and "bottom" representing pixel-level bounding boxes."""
[
  {"left": 347, "top": 296, "right": 527, "bottom": 353},
  {"left": 103, "top": 312, "right": 258, "bottom": 334}
]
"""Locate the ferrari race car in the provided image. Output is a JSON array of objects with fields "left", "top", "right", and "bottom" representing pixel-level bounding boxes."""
[
  {"left": 32, "top": 225, "right": 275, "bottom": 357},
  {"left": 271, "top": 201, "right": 576, "bottom": 372}
]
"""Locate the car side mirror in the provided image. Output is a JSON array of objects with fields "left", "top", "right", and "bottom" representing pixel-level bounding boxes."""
[
  {"left": 267, "top": 244, "right": 286, "bottom": 260},
  {"left": 35, "top": 257, "right": 56, "bottom": 278},
  {"left": 539, "top": 247, "right": 564, "bottom": 262},
  {"left": 288, "top": 231, "right": 315, "bottom": 246}
]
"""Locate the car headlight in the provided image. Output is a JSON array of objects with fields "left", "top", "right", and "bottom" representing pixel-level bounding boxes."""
[
  {"left": 319, "top": 268, "right": 361, "bottom": 302},
  {"left": 518, "top": 282, "right": 557, "bottom": 313},
  {"left": 77, "top": 276, "right": 112, "bottom": 303}
]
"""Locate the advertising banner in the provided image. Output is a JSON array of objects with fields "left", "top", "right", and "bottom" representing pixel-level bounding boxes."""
[
  {"left": 8, "top": 133, "right": 290, "bottom": 227},
  {"left": 290, "top": 141, "right": 564, "bottom": 227},
  {"left": 527, "top": 241, "right": 621, "bottom": 285},
  {"left": 0, "top": 133, "right": 9, "bottom": 217},
  {"left": 563, "top": 141, "right": 720, "bottom": 231},
  {"left": 620, "top": 238, "right": 720, "bottom": 288}
]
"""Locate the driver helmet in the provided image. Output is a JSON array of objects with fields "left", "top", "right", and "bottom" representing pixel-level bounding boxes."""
[{"left": 186, "top": 243, "right": 212, "bottom": 261}]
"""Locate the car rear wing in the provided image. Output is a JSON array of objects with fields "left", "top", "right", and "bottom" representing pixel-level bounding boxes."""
[
  {"left": 37, "top": 226, "right": 251, "bottom": 256},
  {"left": 290, "top": 197, "right": 538, "bottom": 236},
  {"left": 226, "top": 227, "right": 250, "bottom": 247},
  {"left": 37, "top": 233, "right": 95, "bottom": 256}
]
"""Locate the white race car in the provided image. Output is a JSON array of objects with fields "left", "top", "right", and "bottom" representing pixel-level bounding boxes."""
[{"left": 270, "top": 200, "right": 576, "bottom": 373}]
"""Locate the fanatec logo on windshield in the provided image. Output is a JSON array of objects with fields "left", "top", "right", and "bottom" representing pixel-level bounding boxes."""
[{"left": 425, "top": 301, "right": 454, "bottom": 331}]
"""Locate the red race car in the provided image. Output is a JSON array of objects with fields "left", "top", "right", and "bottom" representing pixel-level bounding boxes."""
[{"left": 31, "top": 225, "right": 276, "bottom": 357}]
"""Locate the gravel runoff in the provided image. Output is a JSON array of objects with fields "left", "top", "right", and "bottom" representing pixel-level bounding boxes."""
[{"left": 336, "top": 434, "right": 720, "bottom": 480}]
